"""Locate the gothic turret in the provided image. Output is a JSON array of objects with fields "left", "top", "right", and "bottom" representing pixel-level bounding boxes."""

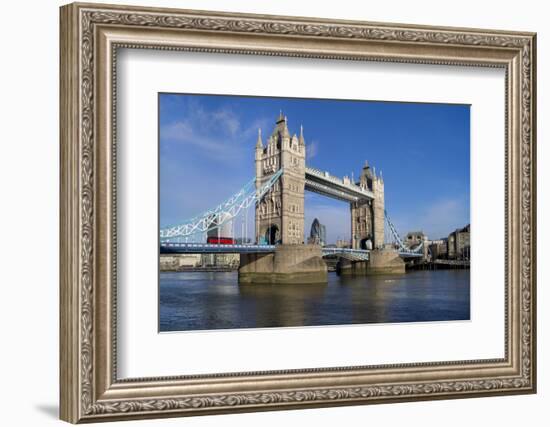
[
  {"left": 272, "top": 111, "right": 290, "bottom": 144},
  {"left": 255, "top": 113, "right": 306, "bottom": 245},
  {"left": 291, "top": 133, "right": 299, "bottom": 148},
  {"left": 256, "top": 128, "right": 263, "bottom": 150},
  {"left": 360, "top": 160, "right": 374, "bottom": 190}
]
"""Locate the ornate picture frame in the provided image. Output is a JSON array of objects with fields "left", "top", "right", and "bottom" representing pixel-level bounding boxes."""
[{"left": 60, "top": 2, "right": 536, "bottom": 423}]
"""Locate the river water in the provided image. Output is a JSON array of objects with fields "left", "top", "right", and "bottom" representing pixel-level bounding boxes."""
[{"left": 159, "top": 270, "right": 470, "bottom": 332}]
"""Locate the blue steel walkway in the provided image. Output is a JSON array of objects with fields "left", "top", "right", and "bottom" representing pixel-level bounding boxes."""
[
  {"left": 160, "top": 242, "right": 421, "bottom": 259},
  {"left": 160, "top": 242, "right": 370, "bottom": 260}
]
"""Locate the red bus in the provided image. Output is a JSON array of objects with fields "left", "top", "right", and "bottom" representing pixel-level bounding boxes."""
[{"left": 206, "top": 236, "right": 235, "bottom": 245}]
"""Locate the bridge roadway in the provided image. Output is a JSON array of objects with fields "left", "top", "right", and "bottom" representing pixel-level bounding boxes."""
[
  {"left": 161, "top": 242, "right": 276, "bottom": 254},
  {"left": 160, "top": 242, "right": 370, "bottom": 260},
  {"left": 160, "top": 243, "right": 422, "bottom": 260}
]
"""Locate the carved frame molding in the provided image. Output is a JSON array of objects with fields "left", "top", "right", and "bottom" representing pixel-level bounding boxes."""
[{"left": 60, "top": 2, "right": 536, "bottom": 423}]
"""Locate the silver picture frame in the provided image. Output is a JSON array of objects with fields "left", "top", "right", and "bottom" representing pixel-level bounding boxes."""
[{"left": 60, "top": 2, "right": 536, "bottom": 422}]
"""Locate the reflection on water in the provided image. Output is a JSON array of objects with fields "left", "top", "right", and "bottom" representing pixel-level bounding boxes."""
[{"left": 159, "top": 270, "right": 470, "bottom": 332}]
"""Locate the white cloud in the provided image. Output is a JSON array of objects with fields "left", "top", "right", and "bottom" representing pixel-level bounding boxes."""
[
  {"left": 160, "top": 100, "right": 270, "bottom": 162},
  {"left": 159, "top": 97, "right": 277, "bottom": 226},
  {"left": 211, "top": 109, "right": 240, "bottom": 136},
  {"left": 306, "top": 140, "right": 319, "bottom": 160}
]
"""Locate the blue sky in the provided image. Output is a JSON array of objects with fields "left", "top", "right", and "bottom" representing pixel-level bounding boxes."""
[{"left": 159, "top": 93, "right": 470, "bottom": 243}]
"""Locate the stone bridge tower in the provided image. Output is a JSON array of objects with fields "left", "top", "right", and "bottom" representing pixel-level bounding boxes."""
[
  {"left": 255, "top": 113, "right": 306, "bottom": 245},
  {"left": 351, "top": 162, "right": 385, "bottom": 250}
]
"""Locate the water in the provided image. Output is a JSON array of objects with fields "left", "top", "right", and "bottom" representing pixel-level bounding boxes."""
[{"left": 159, "top": 270, "right": 470, "bottom": 332}]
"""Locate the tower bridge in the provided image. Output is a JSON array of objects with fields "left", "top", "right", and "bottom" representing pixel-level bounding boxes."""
[
  {"left": 253, "top": 112, "right": 385, "bottom": 250},
  {"left": 160, "top": 112, "right": 423, "bottom": 283}
]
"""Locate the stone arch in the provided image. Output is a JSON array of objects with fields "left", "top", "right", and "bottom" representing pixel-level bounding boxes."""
[
  {"left": 360, "top": 236, "right": 373, "bottom": 250},
  {"left": 265, "top": 224, "right": 280, "bottom": 245}
]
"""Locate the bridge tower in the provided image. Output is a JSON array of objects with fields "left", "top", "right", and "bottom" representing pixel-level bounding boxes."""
[
  {"left": 255, "top": 112, "right": 306, "bottom": 245},
  {"left": 372, "top": 168, "right": 385, "bottom": 249},
  {"left": 351, "top": 162, "right": 385, "bottom": 249}
]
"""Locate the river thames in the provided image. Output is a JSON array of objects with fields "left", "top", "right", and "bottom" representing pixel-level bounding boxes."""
[{"left": 159, "top": 270, "right": 470, "bottom": 332}]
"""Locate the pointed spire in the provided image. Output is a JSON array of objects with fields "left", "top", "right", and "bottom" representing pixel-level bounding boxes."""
[
  {"left": 256, "top": 128, "right": 263, "bottom": 149},
  {"left": 291, "top": 133, "right": 297, "bottom": 148},
  {"left": 272, "top": 111, "right": 291, "bottom": 143},
  {"left": 299, "top": 124, "right": 305, "bottom": 145},
  {"left": 282, "top": 121, "right": 290, "bottom": 138}
]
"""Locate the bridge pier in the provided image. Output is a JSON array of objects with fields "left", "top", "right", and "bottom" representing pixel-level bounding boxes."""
[
  {"left": 238, "top": 244, "right": 328, "bottom": 284},
  {"left": 337, "top": 248, "right": 405, "bottom": 275}
]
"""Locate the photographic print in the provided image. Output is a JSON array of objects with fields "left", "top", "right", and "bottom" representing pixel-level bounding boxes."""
[{"left": 159, "top": 94, "right": 471, "bottom": 332}]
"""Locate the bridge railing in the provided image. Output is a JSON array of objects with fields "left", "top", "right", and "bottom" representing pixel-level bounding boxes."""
[
  {"left": 322, "top": 247, "right": 370, "bottom": 254},
  {"left": 160, "top": 242, "right": 276, "bottom": 254}
]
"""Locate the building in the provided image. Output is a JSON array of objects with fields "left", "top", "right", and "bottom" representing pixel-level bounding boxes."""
[
  {"left": 255, "top": 112, "right": 306, "bottom": 245},
  {"left": 350, "top": 161, "right": 385, "bottom": 250},
  {"left": 159, "top": 253, "right": 240, "bottom": 270},
  {"left": 447, "top": 224, "right": 470, "bottom": 260},
  {"left": 201, "top": 253, "right": 240, "bottom": 268},
  {"left": 404, "top": 231, "right": 428, "bottom": 259},
  {"left": 159, "top": 254, "right": 202, "bottom": 271},
  {"left": 428, "top": 238, "right": 447, "bottom": 260},
  {"left": 308, "top": 218, "right": 327, "bottom": 246},
  {"left": 405, "top": 231, "right": 426, "bottom": 247}
]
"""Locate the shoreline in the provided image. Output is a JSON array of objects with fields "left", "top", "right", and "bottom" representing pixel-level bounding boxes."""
[{"left": 160, "top": 266, "right": 238, "bottom": 273}]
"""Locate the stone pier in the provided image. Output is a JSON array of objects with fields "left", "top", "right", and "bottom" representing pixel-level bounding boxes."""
[
  {"left": 337, "top": 248, "right": 405, "bottom": 275},
  {"left": 238, "top": 244, "right": 328, "bottom": 284}
]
